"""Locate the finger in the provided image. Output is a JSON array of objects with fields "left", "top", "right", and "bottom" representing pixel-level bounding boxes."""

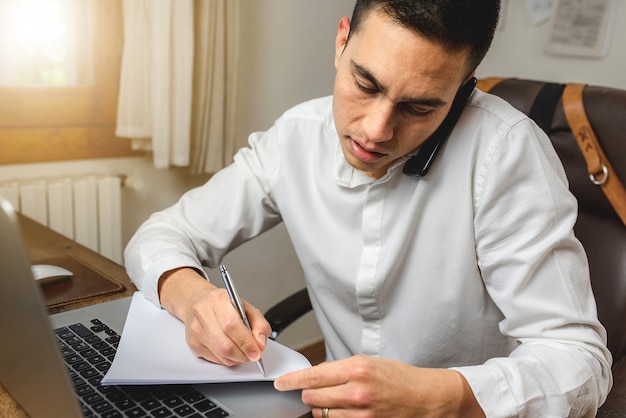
[
  {"left": 185, "top": 311, "right": 247, "bottom": 365},
  {"left": 314, "top": 407, "right": 347, "bottom": 418},
  {"left": 274, "top": 361, "right": 348, "bottom": 391},
  {"left": 188, "top": 290, "right": 256, "bottom": 365},
  {"left": 213, "top": 301, "right": 263, "bottom": 362},
  {"left": 243, "top": 301, "right": 271, "bottom": 350}
]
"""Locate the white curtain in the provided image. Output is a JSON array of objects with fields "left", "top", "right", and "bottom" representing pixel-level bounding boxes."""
[
  {"left": 116, "top": 0, "right": 239, "bottom": 173},
  {"left": 190, "top": 0, "right": 240, "bottom": 174}
]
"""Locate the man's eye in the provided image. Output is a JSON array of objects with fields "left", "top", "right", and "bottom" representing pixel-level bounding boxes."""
[
  {"left": 403, "top": 104, "right": 431, "bottom": 116},
  {"left": 355, "top": 79, "right": 378, "bottom": 94}
]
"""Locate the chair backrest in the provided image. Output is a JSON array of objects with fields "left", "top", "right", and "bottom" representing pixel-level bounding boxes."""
[{"left": 478, "top": 78, "right": 626, "bottom": 364}]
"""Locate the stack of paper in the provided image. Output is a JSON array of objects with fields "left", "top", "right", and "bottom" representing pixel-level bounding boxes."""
[{"left": 102, "top": 292, "right": 312, "bottom": 385}]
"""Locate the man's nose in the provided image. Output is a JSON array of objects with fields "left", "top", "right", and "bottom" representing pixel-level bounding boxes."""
[{"left": 362, "top": 99, "right": 395, "bottom": 142}]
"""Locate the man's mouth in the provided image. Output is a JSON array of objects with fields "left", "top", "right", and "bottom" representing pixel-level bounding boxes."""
[{"left": 349, "top": 138, "right": 386, "bottom": 163}]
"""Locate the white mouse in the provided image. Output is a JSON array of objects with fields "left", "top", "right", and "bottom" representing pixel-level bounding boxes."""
[{"left": 31, "top": 264, "right": 74, "bottom": 285}]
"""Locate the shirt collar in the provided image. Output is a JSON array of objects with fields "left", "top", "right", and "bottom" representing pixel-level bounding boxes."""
[{"left": 332, "top": 141, "right": 412, "bottom": 188}]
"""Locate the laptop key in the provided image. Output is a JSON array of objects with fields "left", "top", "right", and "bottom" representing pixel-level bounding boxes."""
[
  {"left": 65, "top": 336, "right": 82, "bottom": 345},
  {"left": 79, "top": 348, "right": 98, "bottom": 358},
  {"left": 100, "top": 411, "right": 122, "bottom": 418},
  {"left": 106, "top": 335, "right": 121, "bottom": 344},
  {"left": 76, "top": 384, "right": 95, "bottom": 397},
  {"left": 56, "top": 328, "right": 74, "bottom": 339},
  {"left": 193, "top": 399, "right": 217, "bottom": 412},
  {"left": 71, "top": 341, "right": 90, "bottom": 351},
  {"left": 95, "top": 361, "right": 112, "bottom": 372},
  {"left": 72, "top": 360, "right": 92, "bottom": 372},
  {"left": 91, "top": 324, "right": 108, "bottom": 333},
  {"left": 115, "top": 397, "right": 137, "bottom": 411},
  {"left": 70, "top": 323, "right": 94, "bottom": 338},
  {"left": 100, "top": 346, "right": 116, "bottom": 356},
  {"left": 150, "top": 406, "right": 174, "bottom": 417},
  {"left": 72, "top": 376, "right": 86, "bottom": 387},
  {"left": 140, "top": 398, "right": 162, "bottom": 411},
  {"left": 125, "top": 406, "right": 148, "bottom": 417},
  {"left": 86, "top": 354, "right": 107, "bottom": 364},
  {"left": 80, "top": 367, "right": 100, "bottom": 379},
  {"left": 105, "top": 388, "right": 128, "bottom": 403},
  {"left": 173, "top": 404, "right": 195, "bottom": 416},
  {"left": 93, "top": 341, "right": 109, "bottom": 350},
  {"left": 83, "top": 392, "right": 104, "bottom": 405},
  {"left": 163, "top": 396, "right": 184, "bottom": 408},
  {"left": 80, "top": 401, "right": 95, "bottom": 417},
  {"left": 124, "top": 386, "right": 159, "bottom": 402},
  {"left": 92, "top": 400, "right": 115, "bottom": 413},
  {"left": 86, "top": 335, "right": 103, "bottom": 343},
  {"left": 206, "top": 408, "right": 230, "bottom": 418},
  {"left": 182, "top": 390, "right": 206, "bottom": 404},
  {"left": 65, "top": 354, "right": 82, "bottom": 364}
]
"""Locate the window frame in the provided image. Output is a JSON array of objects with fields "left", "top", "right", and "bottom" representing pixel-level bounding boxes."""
[{"left": 0, "top": 0, "right": 139, "bottom": 165}]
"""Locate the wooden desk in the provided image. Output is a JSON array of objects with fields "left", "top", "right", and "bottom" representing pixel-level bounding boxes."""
[{"left": 0, "top": 214, "right": 137, "bottom": 417}]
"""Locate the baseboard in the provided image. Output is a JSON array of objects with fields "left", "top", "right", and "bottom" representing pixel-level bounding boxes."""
[{"left": 296, "top": 339, "right": 326, "bottom": 365}]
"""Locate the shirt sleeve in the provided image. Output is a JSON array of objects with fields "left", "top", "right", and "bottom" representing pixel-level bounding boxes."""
[
  {"left": 123, "top": 129, "right": 283, "bottom": 307},
  {"left": 452, "top": 118, "right": 612, "bottom": 417}
]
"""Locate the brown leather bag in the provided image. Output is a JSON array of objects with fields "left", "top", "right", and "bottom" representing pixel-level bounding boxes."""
[{"left": 477, "top": 77, "right": 626, "bottom": 227}]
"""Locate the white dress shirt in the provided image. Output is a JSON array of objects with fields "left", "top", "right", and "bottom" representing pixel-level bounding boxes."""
[{"left": 125, "top": 90, "right": 612, "bottom": 417}]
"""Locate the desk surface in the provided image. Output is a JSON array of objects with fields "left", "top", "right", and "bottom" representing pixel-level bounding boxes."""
[{"left": 0, "top": 215, "right": 137, "bottom": 417}]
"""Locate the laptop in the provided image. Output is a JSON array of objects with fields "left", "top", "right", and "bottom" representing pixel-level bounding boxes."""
[{"left": 0, "top": 196, "right": 311, "bottom": 418}]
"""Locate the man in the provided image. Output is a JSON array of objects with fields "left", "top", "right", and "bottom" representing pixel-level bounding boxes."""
[{"left": 125, "top": 0, "right": 612, "bottom": 416}]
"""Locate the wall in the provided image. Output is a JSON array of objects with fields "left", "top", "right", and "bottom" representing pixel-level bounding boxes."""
[
  {"left": 1, "top": 0, "right": 624, "bottom": 351},
  {"left": 477, "top": 0, "right": 626, "bottom": 89}
]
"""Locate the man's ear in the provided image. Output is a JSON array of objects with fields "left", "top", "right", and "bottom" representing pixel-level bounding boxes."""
[
  {"left": 464, "top": 71, "right": 476, "bottom": 85},
  {"left": 334, "top": 16, "right": 350, "bottom": 69}
]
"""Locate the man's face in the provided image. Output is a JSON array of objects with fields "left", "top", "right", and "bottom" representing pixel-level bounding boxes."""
[{"left": 332, "top": 12, "right": 471, "bottom": 179}]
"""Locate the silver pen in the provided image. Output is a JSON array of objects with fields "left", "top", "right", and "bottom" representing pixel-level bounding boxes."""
[{"left": 219, "top": 264, "right": 266, "bottom": 376}]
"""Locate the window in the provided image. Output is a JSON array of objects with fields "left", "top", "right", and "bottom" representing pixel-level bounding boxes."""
[{"left": 0, "top": 0, "right": 139, "bottom": 164}]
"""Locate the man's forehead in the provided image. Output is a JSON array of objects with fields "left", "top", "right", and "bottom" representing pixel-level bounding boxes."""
[
  {"left": 345, "top": 15, "right": 469, "bottom": 99},
  {"left": 348, "top": 9, "right": 472, "bottom": 81}
]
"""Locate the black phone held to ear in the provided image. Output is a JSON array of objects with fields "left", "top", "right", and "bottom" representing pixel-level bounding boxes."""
[{"left": 403, "top": 77, "right": 477, "bottom": 177}]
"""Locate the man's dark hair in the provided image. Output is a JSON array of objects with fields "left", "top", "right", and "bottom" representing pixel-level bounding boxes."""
[{"left": 348, "top": 0, "right": 501, "bottom": 77}]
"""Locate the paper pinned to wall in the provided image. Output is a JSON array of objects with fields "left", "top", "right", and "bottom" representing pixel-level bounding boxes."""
[
  {"left": 102, "top": 292, "right": 312, "bottom": 385},
  {"left": 524, "top": 0, "right": 555, "bottom": 26},
  {"left": 544, "top": 0, "right": 618, "bottom": 58}
]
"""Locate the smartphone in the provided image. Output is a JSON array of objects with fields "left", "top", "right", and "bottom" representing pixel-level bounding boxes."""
[{"left": 403, "top": 77, "right": 477, "bottom": 177}]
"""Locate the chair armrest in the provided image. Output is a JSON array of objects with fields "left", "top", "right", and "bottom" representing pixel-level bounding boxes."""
[
  {"left": 264, "top": 288, "right": 312, "bottom": 340},
  {"left": 597, "top": 355, "right": 626, "bottom": 416}
]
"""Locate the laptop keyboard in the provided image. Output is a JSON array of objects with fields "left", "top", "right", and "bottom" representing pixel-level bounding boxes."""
[{"left": 55, "top": 318, "right": 230, "bottom": 418}]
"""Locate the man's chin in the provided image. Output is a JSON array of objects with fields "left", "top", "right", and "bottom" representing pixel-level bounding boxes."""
[{"left": 345, "top": 156, "right": 388, "bottom": 178}]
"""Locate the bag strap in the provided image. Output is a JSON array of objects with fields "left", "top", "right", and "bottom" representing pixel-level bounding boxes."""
[
  {"left": 562, "top": 83, "right": 626, "bottom": 227},
  {"left": 476, "top": 77, "right": 509, "bottom": 93}
]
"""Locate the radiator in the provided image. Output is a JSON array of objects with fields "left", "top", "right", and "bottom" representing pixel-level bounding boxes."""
[{"left": 0, "top": 175, "right": 123, "bottom": 264}]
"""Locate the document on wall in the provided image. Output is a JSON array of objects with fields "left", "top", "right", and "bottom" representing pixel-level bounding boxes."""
[
  {"left": 544, "top": 0, "right": 618, "bottom": 58},
  {"left": 102, "top": 292, "right": 312, "bottom": 385}
]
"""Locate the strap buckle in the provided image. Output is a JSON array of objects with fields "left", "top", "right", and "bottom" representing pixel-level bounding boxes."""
[{"left": 589, "top": 164, "right": 609, "bottom": 186}]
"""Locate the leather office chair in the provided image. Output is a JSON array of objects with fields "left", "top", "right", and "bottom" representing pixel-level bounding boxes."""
[{"left": 264, "top": 78, "right": 626, "bottom": 415}]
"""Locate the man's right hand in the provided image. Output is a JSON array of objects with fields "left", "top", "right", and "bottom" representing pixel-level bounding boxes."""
[{"left": 157, "top": 267, "right": 271, "bottom": 366}]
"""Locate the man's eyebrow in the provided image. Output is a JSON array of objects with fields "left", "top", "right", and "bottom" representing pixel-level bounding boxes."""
[
  {"left": 351, "top": 60, "right": 447, "bottom": 108},
  {"left": 352, "top": 60, "right": 385, "bottom": 92}
]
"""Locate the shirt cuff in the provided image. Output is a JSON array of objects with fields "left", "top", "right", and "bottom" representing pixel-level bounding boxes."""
[{"left": 451, "top": 364, "right": 519, "bottom": 418}]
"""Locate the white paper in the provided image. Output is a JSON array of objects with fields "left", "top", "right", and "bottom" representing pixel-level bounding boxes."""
[
  {"left": 544, "top": 0, "right": 618, "bottom": 58},
  {"left": 524, "top": 0, "right": 555, "bottom": 26},
  {"left": 102, "top": 292, "right": 312, "bottom": 385}
]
